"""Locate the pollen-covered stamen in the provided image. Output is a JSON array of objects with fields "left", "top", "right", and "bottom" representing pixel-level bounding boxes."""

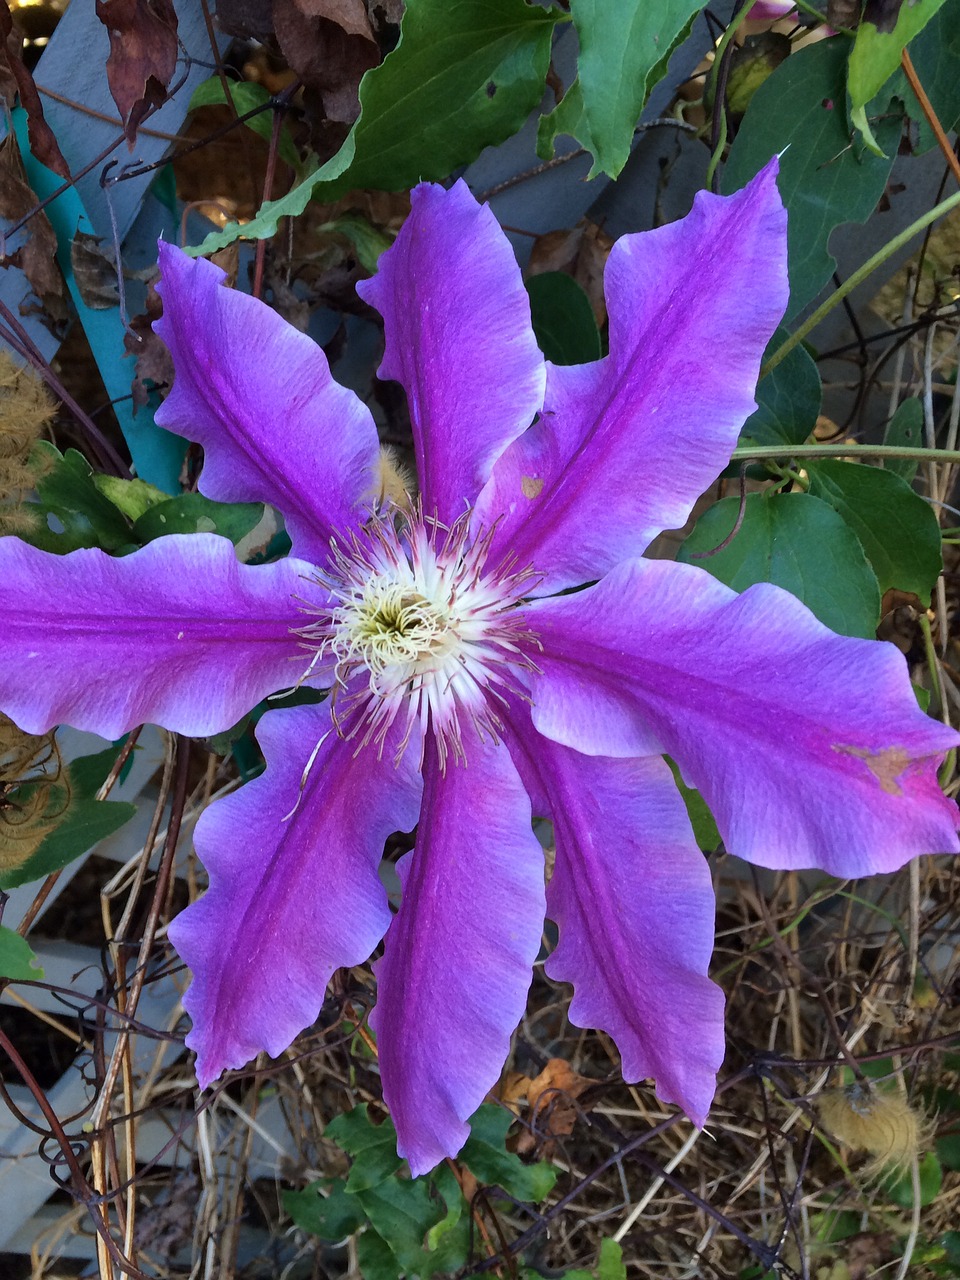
[{"left": 296, "top": 510, "right": 540, "bottom": 767}]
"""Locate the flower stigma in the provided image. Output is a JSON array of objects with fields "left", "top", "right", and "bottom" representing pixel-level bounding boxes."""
[{"left": 297, "top": 509, "right": 541, "bottom": 768}]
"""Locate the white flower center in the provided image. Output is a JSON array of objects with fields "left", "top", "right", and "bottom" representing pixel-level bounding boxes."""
[{"left": 299, "top": 511, "right": 539, "bottom": 767}]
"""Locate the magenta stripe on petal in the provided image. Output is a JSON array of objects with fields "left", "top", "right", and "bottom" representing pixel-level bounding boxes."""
[
  {"left": 170, "top": 705, "right": 423, "bottom": 1088},
  {"left": 155, "top": 243, "right": 380, "bottom": 562},
  {"left": 526, "top": 558, "right": 960, "bottom": 876},
  {"left": 0, "top": 533, "right": 321, "bottom": 738},
  {"left": 476, "top": 160, "right": 788, "bottom": 592},
  {"left": 372, "top": 731, "right": 545, "bottom": 1175},
  {"left": 357, "top": 181, "right": 545, "bottom": 523},
  {"left": 504, "top": 704, "right": 724, "bottom": 1124}
]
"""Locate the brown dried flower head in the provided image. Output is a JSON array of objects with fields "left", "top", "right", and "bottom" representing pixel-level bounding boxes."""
[{"left": 818, "top": 1080, "right": 934, "bottom": 1178}]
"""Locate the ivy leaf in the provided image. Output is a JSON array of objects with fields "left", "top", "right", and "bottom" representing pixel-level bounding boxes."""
[
  {"left": 723, "top": 37, "right": 900, "bottom": 320},
  {"left": 882, "top": 1149, "right": 943, "bottom": 1207},
  {"left": 132, "top": 494, "right": 264, "bottom": 546},
  {"left": 739, "top": 327, "right": 822, "bottom": 449},
  {"left": 597, "top": 1238, "right": 628, "bottom": 1280},
  {"left": 282, "top": 1179, "right": 365, "bottom": 1239},
  {"left": 354, "top": 1178, "right": 445, "bottom": 1273},
  {"left": 0, "top": 747, "right": 137, "bottom": 890},
  {"left": 538, "top": 0, "right": 705, "bottom": 178},
  {"left": 188, "top": 76, "right": 302, "bottom": 171},
  {"left": 677, "top": 491, "right": 881, "bottom": 639},
  {"left": 848, "top": 0, "right": 950, "bottom": 154},
  {"left": 0, "top": 924, "right": 44, "bottom": 981},
  {"left": 326, "top": 1106, "right": 403, "bottom": 1192},
  {"left": 192, "top": 0, "right": 557, "bottom": 255},
  {"left": 20, "top": 443, "right": 133, "bottom": 554},
  {"left": 526, "top": 272, "right": 602, "bottom": 365},
  {"left": 461, "top": 1105, "right": 558, "bottom": 1201},
  {"left": 806, "top": 459, "right": 942, "bottom": 600}
]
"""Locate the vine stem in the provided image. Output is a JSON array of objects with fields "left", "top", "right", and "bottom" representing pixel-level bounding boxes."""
[
  {"left": 762, "top": 186, "right": 960, "bottom": 376},
  {"left": 730, "top": 441, "right": 960, "bottom": 463}
]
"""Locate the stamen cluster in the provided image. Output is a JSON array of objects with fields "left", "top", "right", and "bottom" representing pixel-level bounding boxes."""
[{"left": 299, "top": 510, "right": 540, "bottom": 767}]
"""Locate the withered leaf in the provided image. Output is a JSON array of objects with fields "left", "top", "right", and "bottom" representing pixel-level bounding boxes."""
[
  {"left": 273, "top": 0, "right": 378, "bottom": 125},
  {"left": 125, "top": 281, "right": 173, "bottom": 409},
  {"left": 0, "top": 1, "right": 71, "bottom": 180},
  {"left": 95, "top": 0, "right": 179, "bottom": 144},
  {"left": 71, "top": 230, "right": 121, "bottom": 310},
  {"left": 0, "top": 132, "right": 64, "bottom": 314},
  {"left": 527, "top": 220, "right": 612, "bottom": 328},
  {"left": 215, "top": 0, "right": 275, "bottom": 38},
  {"left": 295, "top": 0, "right": 374, "bottom": 39}
]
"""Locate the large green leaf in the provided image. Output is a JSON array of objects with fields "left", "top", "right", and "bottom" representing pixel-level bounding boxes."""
[
  {"left": 0, "top": 925, "right": 44, "bottom": 981},
  {"left": 325, "top": 1106, "right": 403, "bottom": 1192},
  {"left": 132, "top": 493, "right": 264, "bottom": 547},
  {"left": 723, "top": 38, "right": 900, "bottom": 320},
  {"left": 881, "top": 0, "right": 960, "bottom": 152},
  {"left": 848, "top": 0, "right": 950, "bottom": 153},
  {"left": 883, "top": 396, "right": 924, "bottom": 481},
  {"left": 193, "top": 0, "right": 557, "bottom": 255},
  {"left": 460, "top": 1105, "right": 558, "bottom": 1201},
  {"left": 806, "top": 459, "right": 942, "bottom": 600},
  {"left": 19, "top": 444, "right": 133, "bottom": 555},
  {"left": 0, "top": 747, "right": 138, "bottom": 890},
  {"left": 282, "top": 1179, "right": 365, "bottom": 1239},
  {"left": 526, "top": 272, "right": 602, "bottom": 365},
  {"left": 354, "top": 1178, "right": 446, "bottom": 1272},
  {"left": 739, "top": 327, "right": 822, "bottom": 449},
  {"left": 677, "top": 491, "right": 881, "bottom": 638},
  {"left": 538, "top": 0, "right": 704, "bottom": 177}
]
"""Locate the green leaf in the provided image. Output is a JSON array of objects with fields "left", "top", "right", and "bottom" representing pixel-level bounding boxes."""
[
  {"left": 0, "top": 747, "right": 137, "bottom": 890},
  {"left": 326, "top": 1106, "right": 403, "bottom": 1192},
  {"left": 282, "top": 1179, "right": 365, "bottom": 1239},
  {"left": 356, "top": 1227, "right": 405, "bottom": 1280},
  {"left": 0, "top": 924, "right": 44, "bottom": 981},
  {"left": 666, "top": 758, "right": 720, "bottom": 851},
  {"left": 318, "top": 213, "right": 395, "bottom": 275},
  {"left": 848, "top": 0, "right": 950, "bottom": 153},
  {"left": 882, "top": 1149, "right": 943, "bottom": 1207},
  {"left": 355, "top": 1177, "right": 444, "bottom": 1272},
  {"left": 538, "top": 0, "right": 704, "bottom": 178},
  {"left": 881, "top": 0, "right": 960, "bottom": 152},
  {"left": 937, "top": 1133, "right": 960, "bottom": 1172},
  {"left": 188, "top": 76, "right": 302, "bottom": 171},
  {"left": 461, "top": 1105, "right": 558, "bottom": 1201},
  {"left": 132, "top": 493, "right": 264, "bottom": 546},
  {"left": 677, "top": 491, "right": 881, "bottom": 638},
  {"left": 526, "top": 272, "right": 602, "bottom": 365},
  {"left": 192, "top": 0, "right": 557, "bottom": 255},
  {"left": 21, "top": 443, "right": 133, "bottom": 554},
  {"left": 92, "top": 474, "right": 169, "bottom": 522},
  {"left": 883, "top": 397, "right": 924, "bottom": 482},
  {"left": 723, "top": 38, "right": 900, "bottom": 320},
  {"left": 806, "top": 459, "right": 942, "bottom": 599},
  {"left": 425, "top": 1160, "right": 464, "bottom": 1251},
  {"left": 740, "top": 328, "right": 822, "bottom": 449},
  {"left": 597, "top": 1238, "right": 627, "bottom": 1280}
]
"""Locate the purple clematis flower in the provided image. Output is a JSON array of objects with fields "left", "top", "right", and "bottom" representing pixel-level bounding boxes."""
[{"left": 0, "top": 160, "right": 957, "bottom": 1175}]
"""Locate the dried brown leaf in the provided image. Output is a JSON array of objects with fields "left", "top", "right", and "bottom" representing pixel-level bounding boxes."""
[
  {"left": 215, "top": 0, "right": 274, "bottom": 38},
  {"left": 0, "top": 131, "right": 64, "bottom": 315},
  {"left": 515, "top": 1058, "right": 593, "bottom": 1156},
  {"left": 0, "top": 1, "right": 71, "bottom": 179},
  {"left": 125, "top": 281, "right": 173, "bottom": 409},
  {"left": 527, "top": 221, "right": 613, "bottom": 327},
  {"left": 71, "top": 231, "right": 121, "bottom": 310},
  {"left": 95, "top": 0, "right": 179, "bottom": 143},
  {"left": 294, "top": 0, "right": 374, "bottom": 39},
  {"left": 273, "top": 0, "right": 378, "bottom": 124}
]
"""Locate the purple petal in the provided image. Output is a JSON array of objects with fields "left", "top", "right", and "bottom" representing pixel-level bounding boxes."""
[
  {"left": 524, "top": 558, "right": 960, "bottom": 876},
  {"left": 0, "top": 533, "right": 321, "bottom": 738},
  {"left": 357, "top": 181, "right": 545, "bottom": 523},
  {"left": 154, "top": 243, "right": 380, "bottom": 562},
  {"left": 371, "top": 733, "right": 546, "bottom": 1175},
  {"left": 504, "top": 705, "right": 724, "bottom": 1124},
  {"left": 476, "top": 161, "right": 788, "bottom": 592},
  {"left": 170, "top": 705, "right": 423, "bottom": 1088}
]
